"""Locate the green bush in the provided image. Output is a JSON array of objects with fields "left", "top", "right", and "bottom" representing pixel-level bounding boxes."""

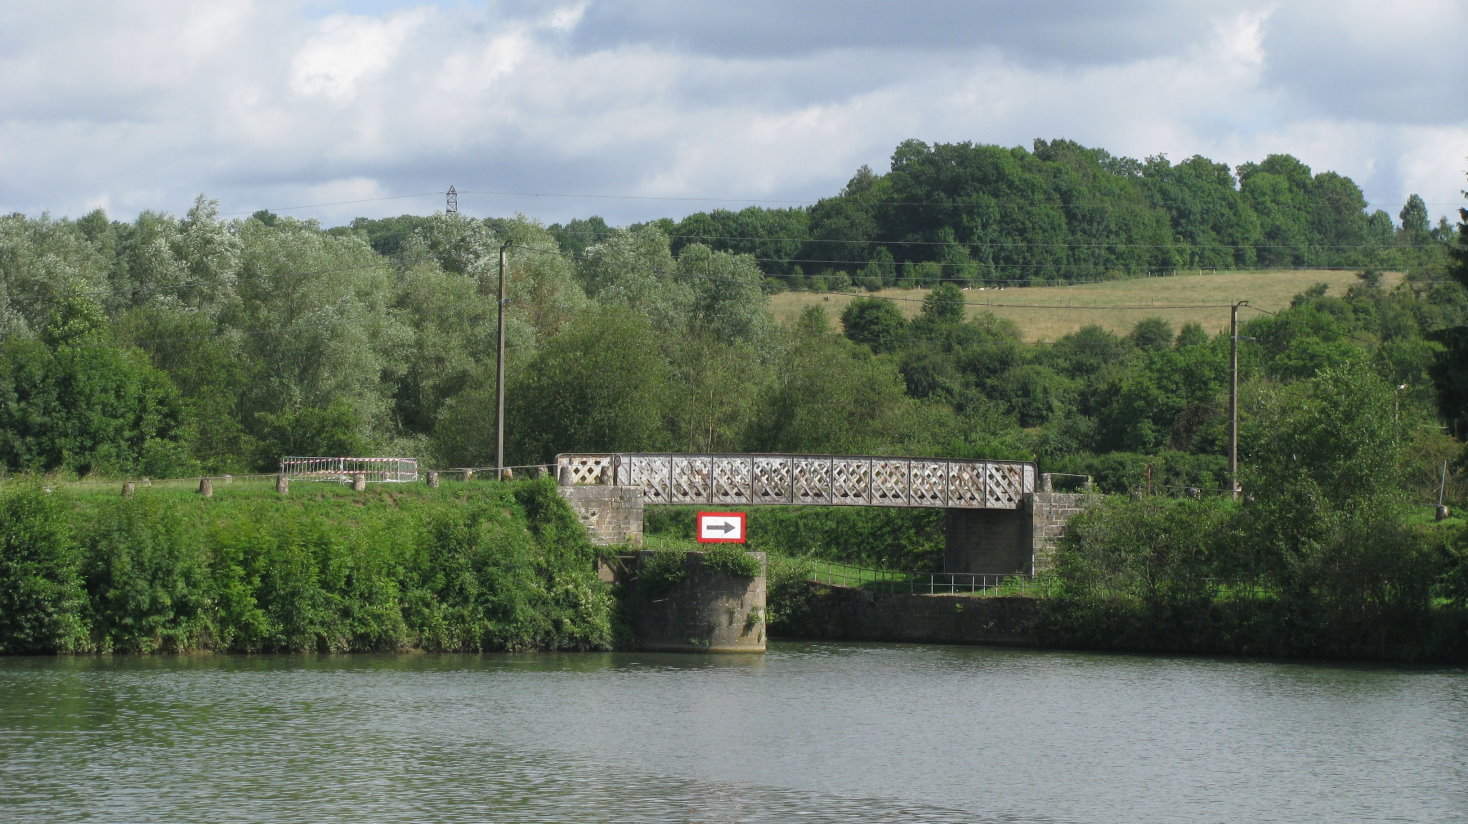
[
  {"left": 637, "top": 550, "right": 688, "bottom": 600},
  {"left": 0, "top": 480, "right": 613, "bottom": 655},
  {"left": 765, "top": 555, "right": 816, "bottom": 632},
  {"left": 0, "top": 483, "right": 88, "bottom": 652},
  {"left": 700, "top": 544, "right": 762, "bottom": 578},
  {"left": 82, "top": 496, "right": 209, "bottom": 652}
]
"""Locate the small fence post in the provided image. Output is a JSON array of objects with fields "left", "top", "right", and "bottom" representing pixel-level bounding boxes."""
[
  {"left": 121, "top": 482, "right": 135, "bottom": 498},
  {"left": 198, "top": 477, "right": 213, "bottom": 498},
  {"left": 276, "top": 474, "right": 290, "bottom": 495},
  {"left": 351, "top": 472, "right": 366, "bottom": 491},
  {"left": 427, "top": 470, "right": 439, "bottom": 489},
  {"left": 461, "top": 468, "right": 475, "bottom": 482}
]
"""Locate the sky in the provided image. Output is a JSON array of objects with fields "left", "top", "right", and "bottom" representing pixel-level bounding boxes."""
[{"left": 3, "top": 0, "right": 1466, "bottom": 228}]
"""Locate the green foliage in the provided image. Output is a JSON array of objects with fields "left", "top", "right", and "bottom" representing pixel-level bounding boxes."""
[
  {"left": 1057, "top": 495, "right": 1234, "bottom": 606},
  {"left": 0, "top": 482, "right": 611, "bottom": 654},
  {"left": 0, "top": 482, "right": 88, "bottom": 652},
  {"left": 765, "top": 554, "right": 816, "bottom": 631},
  {"left": 0, "top": 324, "right": 191, "bottom": 476},
  {"left": 699, "top": 544, "right": 762, "bottom": 578},
  {"left": 82, "top": 496, "right": 208, "bottom": 652},
  {"left": 501, "top": 306, "right": 673, "bottom": 465},
  {"left": 253, "top": 400, "right": 370, "bottom": 470},
  {"left": 917, "top": 282, "right": 966, "bottom": 326},
  {"left": 637, "top": 550, "right": 688, "bottom": 600},
  {"left": 840, "top": 297, "right": 907, "bottom": 353}
]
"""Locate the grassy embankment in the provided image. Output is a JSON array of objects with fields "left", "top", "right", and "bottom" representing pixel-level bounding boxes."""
[{"left": 769, "top": 269, "right": 1399, "bottom": 341}]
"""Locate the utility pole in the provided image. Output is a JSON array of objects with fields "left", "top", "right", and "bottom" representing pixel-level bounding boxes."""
[
  {"left": 495, "top": 243, "right": 508, "bottom": 481},
  {"left": 1229, "top": 301, "right": 1247, "bottom": 500}
]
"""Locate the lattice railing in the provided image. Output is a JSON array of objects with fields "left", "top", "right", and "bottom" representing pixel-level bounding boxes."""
[
  {"left": 555, "top": 453, "right": 1036, "bottom": 509},
  {"left": 280, "top": 457, "right": 419, "bottom": 484}
]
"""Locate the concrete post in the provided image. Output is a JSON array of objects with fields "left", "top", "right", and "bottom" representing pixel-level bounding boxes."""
[
  {"left": 276, "top": 474, "right": 290, "bottom": 495},
  {"left": 427, "top": 470, "right": 439, "bottom": 489},
  {"left": 351, "top": 472, "right": 366, "bottom": 491},
  {"left": 1041, "top": 473, "right": 1053, "bottom": 493},
  {"left": 559, "top": 465, "right": 572, "bottom": 486},
  {"left": 461, "top": 468, "right": 475, "bottom": 482},
  {"left": 121, "top": 482, "right": 135, "bottom": 498},
  {"left": 1438, "top": 505, "right": 1452, "bottom": 522},
  {"left": 198, "top": 477, "right": 213, "bottom": 498}
]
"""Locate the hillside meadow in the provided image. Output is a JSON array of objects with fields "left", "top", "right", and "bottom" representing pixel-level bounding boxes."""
[{"left": 769, "top": 269, "right": 1403, "bottom": 341}]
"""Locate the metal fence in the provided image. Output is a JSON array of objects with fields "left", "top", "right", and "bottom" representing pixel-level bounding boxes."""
[
  {"left": 279, "top": 457, "right": 420, "bottom": 484},
  {"left": 805, "top": 564, "right": 1059, "bottom": 596},
  {"left": 802, "top": 565, "right": 1276, "bottom": 600}
]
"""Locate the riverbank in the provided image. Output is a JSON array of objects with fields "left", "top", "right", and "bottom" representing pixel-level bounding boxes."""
[
  {"left": 0, "top": 478, "right": 613, "bottom": 654},
  {"left": 769, "top": 580, "right": 1468, "bottom": 664}
]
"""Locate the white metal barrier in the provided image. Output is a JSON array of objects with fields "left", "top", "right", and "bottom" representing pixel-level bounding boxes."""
[{"left": 279, "top": 457, "right": 419, "bottom": 484}]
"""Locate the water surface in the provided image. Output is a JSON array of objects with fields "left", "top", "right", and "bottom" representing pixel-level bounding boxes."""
[{"left": 2, "top": 643, "right": 1463, "bottom": 823}]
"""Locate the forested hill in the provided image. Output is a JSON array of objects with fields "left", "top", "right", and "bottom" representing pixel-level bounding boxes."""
[
  {"left": 0, "top": 137, "right": 1463, "bottom": 503},
  {"left": 545, "top": 138, "right": 1448, "bottom": 290}
]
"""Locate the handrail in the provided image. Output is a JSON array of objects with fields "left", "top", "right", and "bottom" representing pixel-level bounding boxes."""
[{"left": 556, "top": 452, "right": 1037, "bottom": 510}]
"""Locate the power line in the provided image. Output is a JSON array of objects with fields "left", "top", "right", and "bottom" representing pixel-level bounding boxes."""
[{"left": 218, "top": 191, "right": 444, "bottom": 218}]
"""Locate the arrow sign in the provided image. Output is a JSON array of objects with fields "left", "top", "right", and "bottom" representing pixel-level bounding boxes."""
[{"left": 697, "top": 511, "right": 746, "bottom": 543}]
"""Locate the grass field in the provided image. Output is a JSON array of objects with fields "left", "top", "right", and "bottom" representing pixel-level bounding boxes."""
[{"left": 769, "top": 269, "right": 1399, "bottom": 342}]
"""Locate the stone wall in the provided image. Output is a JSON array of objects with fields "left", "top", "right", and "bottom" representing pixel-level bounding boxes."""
[
  {"left": 1030, "top": 491, "right": 1097, "bottom": 573},
  {"left": 558, "top": 485, "right": 644, "bottom": 546},
  {"left": 777, "top": 583, "right": 1040, "bottom": 646},
  {"left": 632, "top": 551, "right": 766, "bottom": 653}
]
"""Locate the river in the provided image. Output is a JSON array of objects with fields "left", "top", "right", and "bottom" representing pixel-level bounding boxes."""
[{"left": 1, "top": 642, "right": 1464, "bottom": 823}]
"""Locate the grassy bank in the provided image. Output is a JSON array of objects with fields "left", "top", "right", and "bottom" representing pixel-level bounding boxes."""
[{"left": 0, "top": 477, "right": 612, "bottom": 654}]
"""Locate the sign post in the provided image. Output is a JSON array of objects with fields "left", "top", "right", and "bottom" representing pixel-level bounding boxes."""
[{"left": 696, "top": 511, "right": 746, "bottom": 543}]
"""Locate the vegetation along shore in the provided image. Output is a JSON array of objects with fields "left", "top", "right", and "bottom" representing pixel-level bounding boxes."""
[{"left": 2, "top": 138, "right": 1466, "bottom": 661}]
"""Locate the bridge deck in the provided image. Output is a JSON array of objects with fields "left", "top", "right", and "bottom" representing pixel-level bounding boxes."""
[{"left": 555, "top": 453, "right": 1036, "bottom": 510}]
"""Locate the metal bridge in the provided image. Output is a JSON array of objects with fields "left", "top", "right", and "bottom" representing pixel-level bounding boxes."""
[{"left": 555, "top": 453, "right": 1036, "bottom": 510}]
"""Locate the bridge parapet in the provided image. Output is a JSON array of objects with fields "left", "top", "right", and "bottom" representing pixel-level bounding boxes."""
[{"left": 556, "top": 453, "right": 1035, "bottom": 510}]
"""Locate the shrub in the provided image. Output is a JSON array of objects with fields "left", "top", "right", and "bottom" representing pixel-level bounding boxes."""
[
  {"left": 0, "top": 482, "right": 88, "bottom": 652},
  {"left": 700, "top": 544, "right": 761, "bottom": 578}
]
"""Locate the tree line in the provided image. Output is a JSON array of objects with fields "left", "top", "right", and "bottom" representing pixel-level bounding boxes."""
[
  {"left": 594, "top": 139, "right": 1454, "bottom": 290},
  {"left": 0, "top": 138, "right": 1461, "bottom": 499}
]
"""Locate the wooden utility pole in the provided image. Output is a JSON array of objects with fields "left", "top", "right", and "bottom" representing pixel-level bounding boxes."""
[
  {"left": 1229, "top": 301, "right": 1247, "bottom": 499},
  {"left": 496, "top": 243, "right": 508, "bottom": 480}
]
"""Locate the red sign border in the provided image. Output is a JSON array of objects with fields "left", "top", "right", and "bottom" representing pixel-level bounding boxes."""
[{"left": 696, "top": 511, "right": 747, "bottom": 544}]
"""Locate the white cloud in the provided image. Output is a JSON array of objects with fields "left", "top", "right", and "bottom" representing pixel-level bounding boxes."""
[
  {"left": 291, "top": 9, "right": 429, "bottom": 102},
  {"left": 0, "top": 0, "right": 1463, "bottom": 226}
]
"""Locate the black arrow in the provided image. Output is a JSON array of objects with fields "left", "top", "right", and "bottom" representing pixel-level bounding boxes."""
[{"left": 706, "top": 521, "right": 736, "bottom": 533}]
